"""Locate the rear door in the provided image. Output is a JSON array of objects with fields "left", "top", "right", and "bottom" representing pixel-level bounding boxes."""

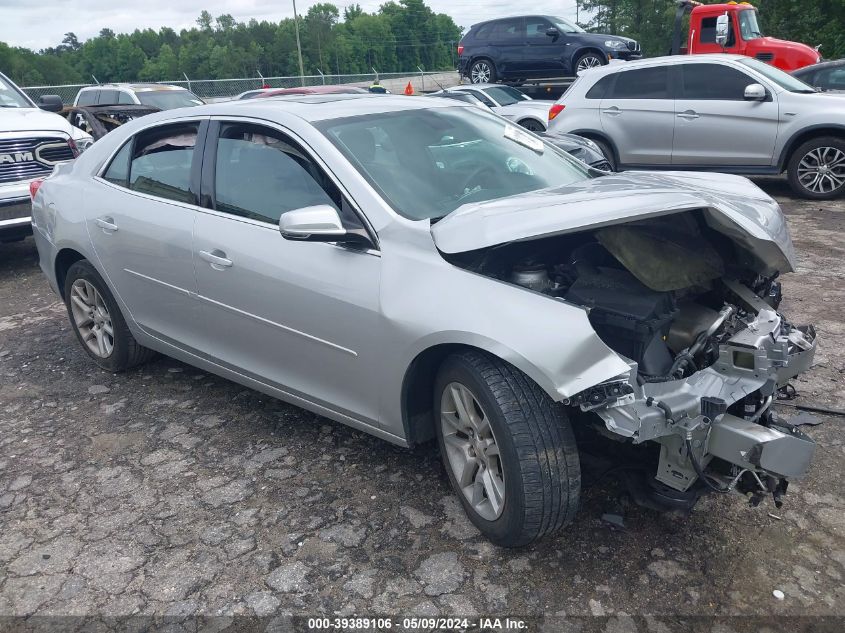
[
  {"left": 672, "top": 62, "right": 778, "bottom": 166},
  {"left": 487, "top": 18, "right": 526, "bottom": 78},
  {"left": 87, "top": 120, "right": 205, "bottom": 347},
  {"left": 599, "top": 65, "right": 674, "bottom": 165}
]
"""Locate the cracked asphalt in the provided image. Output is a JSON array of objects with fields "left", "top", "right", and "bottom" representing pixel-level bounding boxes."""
[{"left": 0, "top": 178, "right": 843, "bottom": 627}]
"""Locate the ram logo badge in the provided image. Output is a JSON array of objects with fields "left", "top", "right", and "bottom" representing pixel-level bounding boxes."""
[{"left": 0, "top": 151, "right": 35, "bottom": 164}]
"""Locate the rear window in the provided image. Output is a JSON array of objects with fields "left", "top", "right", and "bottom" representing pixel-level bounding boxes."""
[
  {"left": 585, "top": 75, "right": 614, "bottom": 99},
  {"left": 610, "top": 67, "right": 669, "bottom": 99},
  {"left": 76, "top": 90, "right": 97, "bottom": 106}
]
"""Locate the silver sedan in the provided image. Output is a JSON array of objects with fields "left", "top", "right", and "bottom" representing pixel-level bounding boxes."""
[{"left": 32, "top": 95, "right": 818, "bottom": 546}]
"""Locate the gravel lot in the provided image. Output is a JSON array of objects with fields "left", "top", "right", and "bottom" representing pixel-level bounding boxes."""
[{"left": 0, "top": 179, "right": 843, "bottom": 627}]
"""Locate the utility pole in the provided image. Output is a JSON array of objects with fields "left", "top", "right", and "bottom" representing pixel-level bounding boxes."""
[{"left": 292, "top": 0, "right": 306, "bottom": 86}]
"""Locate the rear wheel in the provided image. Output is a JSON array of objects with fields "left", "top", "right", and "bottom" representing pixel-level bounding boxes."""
[
  {"left": 470, "top": 59, "right": 497, "bottom": 84},
  {"left": 64, "top": 260, "right": 156, "bottom": 372},
  {"left": 574, "top": 52, "right": 606, "bottom": 73},
  {"left": 589, "top": 137, "right": 617, "bottom": 171},
  {"left": 434, "top": 351, "right": 580, "bottom": 547},
  {"left": 787, "top": 137, "right": 845, "bottom": 199},
  {"left": 518, "top": 118, "right": 546, "bottom": 133}
]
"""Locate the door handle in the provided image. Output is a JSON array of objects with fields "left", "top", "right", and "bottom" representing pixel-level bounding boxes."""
[
  {"left": 199, "top": 249, "right": 233, "bottom": 270},
  {"left": 677, "top": 110, "right": 700, "bottom": 120},
  {"left": 95, "top": 217, "right": 118, "bottom": 233},
  {"left": 601, "top": 106, "right": 621, "bottom": 116}
]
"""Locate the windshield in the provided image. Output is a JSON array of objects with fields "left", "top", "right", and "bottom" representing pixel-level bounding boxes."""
[
  {"left": 738, "top": 58, "right": 817, "bottom": 93},
  {"left": 137, "top": 90, "right": 204, "bottom": 109},
  {"left": 0, "top": 74, "right": 34, "bottom": 108},
  {"left": 317, "top": 106, "right": 589, "bottom": 221},
  {"left": 482, "top": 86, "right": 530, "bottom": 106},
  {"left": 552, "top": 17, "right": 585, "bottom": 34},
  {"left": 738, "top": 9, "right": 762, "bottom": 41}
]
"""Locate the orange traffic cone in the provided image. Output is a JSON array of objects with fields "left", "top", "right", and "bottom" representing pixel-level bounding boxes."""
[{"left": 404, "top": 81, "right": 414, "bottom": 96}]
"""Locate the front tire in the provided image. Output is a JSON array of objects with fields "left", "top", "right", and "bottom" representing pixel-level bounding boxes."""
[
  {"left": 787, "top": 136, "right": 845, "bottom": 199},
  {"left": 470, "top": 59, "right": 497, "bottom": 84},
  {"left": 64, "top": 260, "right": 156, "bottom": 372},
  {"left": 434, "top": 351, "right": 580, "bottom": 547}
]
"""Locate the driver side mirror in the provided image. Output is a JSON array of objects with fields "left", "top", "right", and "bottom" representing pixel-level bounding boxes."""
[
  {"left": 715, "top": 14, "right": 730, "bottom": 47},
  {"left": 546, "top": 27, "right": 559, "bottom": 39},
  {"left": 38, "top": 95, "right": 63, "bottom": 113},
  {"left": 743, "top": 83, "right": 767, "bottom": 101}
]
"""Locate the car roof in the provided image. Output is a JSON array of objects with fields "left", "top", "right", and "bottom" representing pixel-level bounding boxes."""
[
  {"left": 793, "top": 59, "right": 845, "bottom": 74},
  {"left": 157, "top": 93, "right": 468, "bottom": 123},
  {"left": 581, "top": 54, "right": 750, "bottom": 77},
  {"left": 80, "top": 83, "right": 190, "bottom": 92}
]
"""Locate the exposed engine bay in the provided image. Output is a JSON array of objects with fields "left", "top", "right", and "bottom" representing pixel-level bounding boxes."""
[{"left": 447, "top": 210, "right": 818, "bottom": 511}]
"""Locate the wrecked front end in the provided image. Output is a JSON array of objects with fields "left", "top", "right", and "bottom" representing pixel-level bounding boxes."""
[{"left": 436, "top": 173, "right": 818, "bottom": 511}]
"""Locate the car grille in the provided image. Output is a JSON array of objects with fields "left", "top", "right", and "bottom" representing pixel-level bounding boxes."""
[
  {"left": 627, "top": 41, "right": 640, "bottom": 52},
  {"left": 755, "top": 52, "right": 775, "bottom": 62},
  {"left": 0, "top": 137, "right": 71, "bottom": 185}
]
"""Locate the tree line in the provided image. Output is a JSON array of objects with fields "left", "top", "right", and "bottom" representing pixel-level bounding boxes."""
[
  {"left": 579, "top": 0, "right": 844, "bottom": 59},
  {"left": 0, "top": 0, "right": 462, "bottom": 86}
]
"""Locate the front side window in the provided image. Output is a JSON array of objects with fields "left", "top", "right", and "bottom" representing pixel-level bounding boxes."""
[
  {"left": 526, "top": 18, "right": 553, "bottom": 40},
  {"left": 128, "top": 122, "right": 199, "bottom": 204},
  {"left": 700, "top": 16, "right": 736, "bottom": 46},
  {"left": 552, "top": 17, "right": 585, "bottom": 34},
  {"left": 610, "top": 67, "right": 669, "bottom": 99},
  {"left": 213, "top": 123, "right": 341, "bottom": 224},
  {"left": 681, "top": 64, "right": 755, "bottom": 100},
  {"left": 318, "top": 106, "right": 589, "bottom": 221},
  {"left": 817, "top": 66, "right": 845, "bottom": 91}
]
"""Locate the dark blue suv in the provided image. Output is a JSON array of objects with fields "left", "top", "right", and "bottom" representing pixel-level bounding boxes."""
[{"left": 458, "top": 15, "right": 641, "bottom": 83}]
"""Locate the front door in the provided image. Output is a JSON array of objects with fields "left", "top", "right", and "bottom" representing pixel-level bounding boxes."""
[
  {"left": 522, "top": 17, "right": 565, "bottom": 77},
  {"left": 192, "top": 120, "right": 383, "bottom": 426},
  {"left": 672, "top": 62, "right": 778, "bottom": 166},
  {"left": 599, "top": 65, "right": 675, "bottom": 165},
  {"left": 87, "top": 120, "right": 205, "bottom": 347}
]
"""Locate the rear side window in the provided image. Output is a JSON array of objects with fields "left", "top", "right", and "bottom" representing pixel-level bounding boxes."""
[
  {"left": 473, "top": 23, "right": 493, "bottom": 41},
  {"left": 585, "top": 75, "right": 615, "bottom": 99},
  {"left": 76, "top": 90, "right": 97, "bottom": 106},
  {"left": 103, "top": 141, "right": 132, "bottom": 187},
  {"left": 681, "top": 64, "right": 755, "bottom": 100},
  {"left": 490, "top": 19, "right": 523, "bottom": 41},
  {"left": 128, "top": 122, "right": 199, "bottom": 204},
  {"left": 610, "top": 67, "right": 669, "bottom": 99},
  {"left": 213, "top": 122, "right": 341, "bottom": 224}
]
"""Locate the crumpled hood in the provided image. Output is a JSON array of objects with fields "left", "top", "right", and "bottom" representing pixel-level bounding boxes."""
[
  {"left": 0, "top": 107, "right": 92, "bottom": 143},
  {"left": 431, "top": 171, "right": 795, "bottom": 274}
]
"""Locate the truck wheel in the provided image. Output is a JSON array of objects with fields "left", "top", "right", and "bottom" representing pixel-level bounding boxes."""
[
  {"left": 434, "top": 351, "right": 580, "bottom": 547},
  {"left": 787, "top": 137, "right": 845, "bottom": 199},
  {"left": 64, "top": 260, "right": 156, "bottom": 372},
  {"left": 470, "top": 59, "right": 497, "bottom": 84},
  {"left": 574, "top": 52, "right": 606, "bottom": 73}
]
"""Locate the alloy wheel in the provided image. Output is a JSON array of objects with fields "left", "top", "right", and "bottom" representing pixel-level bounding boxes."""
[
  {"left": 69, "top": 279, "right": 114, "bottom": 358},
  {"left": 471, "top": 62, "right": 491, "bottom": 84},
  {"left": 440, "top": 381, "right": 506, "bottom": 521},
  {"left": 797, "top": 146, "right": 845, "bottom": 195},
  {"left": 576, "top": 55, "right": 603, "bottom": 72}
]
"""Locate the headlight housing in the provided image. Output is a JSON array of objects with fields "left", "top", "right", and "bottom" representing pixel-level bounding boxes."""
[
  {"left": 75, "top": 137, "right": 95, "bottom": 153},
  {"left": 604, "top": 40, "right": 626, "bottom": 49}
]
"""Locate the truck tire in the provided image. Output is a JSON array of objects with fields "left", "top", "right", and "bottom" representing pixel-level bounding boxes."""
[
  {"left": 434, "top": 350, "right": 581, "bottom": 547},
  {"left": 787, "top": 136, "right": 845, "bottom": 199},
  {"left": 469, "top": 59, "right": 497, "bottom": 84},
  {"left": 63, "top": 260, "right": 156, "bottom": 372}
]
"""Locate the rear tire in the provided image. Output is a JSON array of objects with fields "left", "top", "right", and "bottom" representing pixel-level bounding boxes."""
[
  {"left": 590, "top": 137, "right": 617, "bottom": 171},
  {"left": 64, "top": 260, "right": 156, "bottom": 372},
  {"left": 469, "top": 59, "right": 497, "bottom": 84},
  {"left": 434, "top": 351, "right": 581, "bottom": 547},
  {"left": 786, "top": 136, "right": 845, "bottom": 199},
  {"left": 518, "top": 118, "right": 546, "bottom": 133}
]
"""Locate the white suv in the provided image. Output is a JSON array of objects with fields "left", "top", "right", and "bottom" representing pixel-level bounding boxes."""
[
  {"left": 74, "top": 84, "right": 204, "bottom": 110},
  {"left": 1, "top": 72, "right": 93, "bottom": 242},
  {"left": 548, "top": 54, "right": 845, "bottom": 199}
]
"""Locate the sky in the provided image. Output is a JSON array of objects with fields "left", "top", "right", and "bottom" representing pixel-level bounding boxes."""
[{"left": 1, "top": 0, "right": 581, "bottom": 51}]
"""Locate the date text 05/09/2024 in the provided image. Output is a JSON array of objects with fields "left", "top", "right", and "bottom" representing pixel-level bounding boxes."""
[{"left": 306, "top": 617, "right": 528, "bottom": 630}]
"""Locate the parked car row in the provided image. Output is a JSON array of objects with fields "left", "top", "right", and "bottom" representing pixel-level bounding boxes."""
[{"left": 29, "top": 93, "right": 819, "bottom": 546}]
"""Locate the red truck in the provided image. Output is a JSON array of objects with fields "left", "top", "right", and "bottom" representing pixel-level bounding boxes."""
[{"left": 671, "top": 1, "right": 821, "bottom": 71}]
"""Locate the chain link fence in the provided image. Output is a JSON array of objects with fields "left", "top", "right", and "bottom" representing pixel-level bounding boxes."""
[{"left": 22, "top": 71, "right": 459, "bottom": 105}]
